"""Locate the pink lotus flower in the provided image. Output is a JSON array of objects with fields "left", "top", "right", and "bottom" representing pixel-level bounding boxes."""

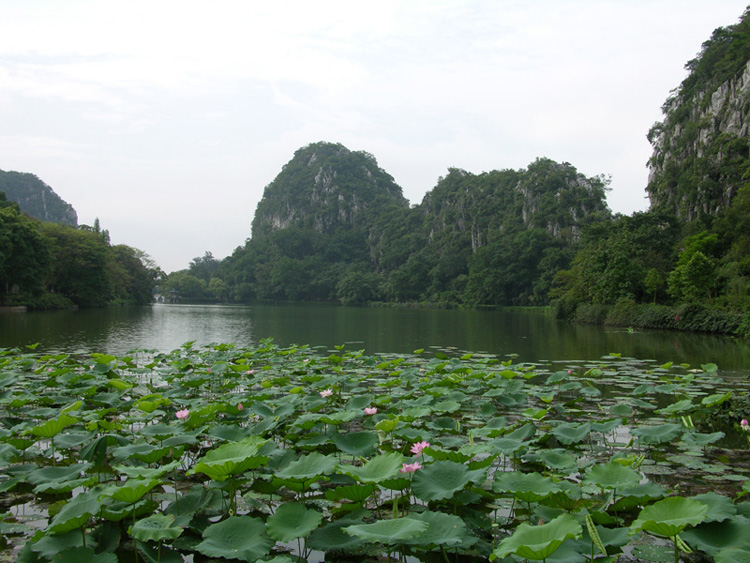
[
  {"left": 320, "top": 389, "right": 333, "bottom": 398},
  {"left": 364, "top": 407, "right": 378, "bottom": 415},
  {"left": 246, "top": 370, "right": 254, "bottom": 375},
  {"left": 176, "top": 409, "right": 190, "bottom": 420},
  {"left": 410, "top": 441, "right": 430, "bottom": 455},
  {"left": 237, "top": 403, "right": 243, "bottom": 411},
  {"left": 400, "top": 462, "right": 422, "bottom": 473},
  {"left": 741, "top": 419, "right": 748, "bottom": 429}
]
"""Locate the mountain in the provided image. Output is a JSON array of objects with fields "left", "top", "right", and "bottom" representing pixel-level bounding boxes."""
[
  {"left": 212, "top": 142, "right": 611, "bottom": 306},
  {"left": 0, "top": 169, "right": 78, "bottom": 226},
  {"left": 647, "top": 8, "right": 750, "bottom": 220},
  {"left": 251, "top": 141, "right": 408, "bottom": 238}
]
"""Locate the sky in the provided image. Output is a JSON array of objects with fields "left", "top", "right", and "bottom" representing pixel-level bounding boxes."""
[{"left": 1, "top": 0, "right": 748, "bottom": 273}]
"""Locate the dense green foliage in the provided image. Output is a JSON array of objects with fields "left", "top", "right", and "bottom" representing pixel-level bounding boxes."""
[
  {"left": 0, "top": 169, "right": 78, "bottom": 226},
  {"left": 172, "top": 144, "right": 611, "bottom": 307},
  {"left": 2, "top": 342, "right": 749, "bottom": 561},
  {"left": 0, "top": 197, "right": 159, "bottom": 308}
]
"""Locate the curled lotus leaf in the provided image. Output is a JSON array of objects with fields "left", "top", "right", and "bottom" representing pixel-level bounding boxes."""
[
  {"left": 494, "top": 513, "right": 582, "bottom": 561},
  {"left": 550, "top": 422, "right": 591, "bottom": 445},
  {"left": 493, "top": 471, "right": 559, "bottom": 503},
  {"left": 631, "top": 423, "right": 684, "bottom": 445},
  {"left": 48, "top": 491, "right": 101, "bottom": 534},
  {"left": 402, "top": 510, "right": 468, "bottom": 548}
]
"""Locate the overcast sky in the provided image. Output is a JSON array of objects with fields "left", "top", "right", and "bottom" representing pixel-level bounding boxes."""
[{"left": 1, "top": 1, "right": 748, "bottom": 273}]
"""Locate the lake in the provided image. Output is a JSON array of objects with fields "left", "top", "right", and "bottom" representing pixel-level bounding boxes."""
[{"left": 2, "top": 303, "right": 750, "bottom": 378}]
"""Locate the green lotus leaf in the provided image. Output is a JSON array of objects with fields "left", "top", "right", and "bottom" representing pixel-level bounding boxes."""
[
  {"left": 196, "top": 516, "right": 273, "bottom": 561},
  {"left": 129, "top": 513, "right": 183, "bottom": 542},
  {"left": 494, "top": 513, "right": 582, "bottom": 560},
  {"left": 592, "top": 419, "right": 621, "bottom": 433},
  {"left": 29, "top": 531, "right": 86, "bottom": 558},
  {"left": 609, "top": 403, "right": 633, "bottom": 416},
  {"left": 493, "top": 471, "right": 559, "bottom": 503},
  {"left": 690, "top": 492, "right": 736, "bottom": 523},
  {"left": 412, "top": 460, "right": 485, "bottom": 502},
  {"left": 266, "top": 502, "right": 323, "bottom": 542},
  {"left": 332, "top": 431, "right": 379, "bottom": 457},
  {"left": 490, "top": 437, "right": 527, "bottom": 457},
  {"left": 701, "top": 391, "right": 731, "bottom": 407},
  {"left": 188, "top": 436, "right": 269, "bottom": 481},
  {"left": 656, "top": 399, "right": 693, "bottom": 415},
  {"left": 344, "top": 517, "right": 429, "bottom": 545},
  {"left": 275, "top": 451, "right": 339, "bottom": 481},
  {"left": 341, "top": 452, "right": 403, "bottom": 483},
  {"left": 681, "top": 431, "right": 725, "bottom": 447},
  {"left": 115, "top": 460, "right": 180, "bottom": 480},
  {"left": 681, "top": 517, "right": 750, "bottom": 556},
  {"left": 402, "top": 510, "right": 468, "bottom": 548},
  {"left": 611, "top": 482, "right": 668, "bottom": 511},
  {"left": 631, "top": 423, "right": 684, "bottom": 445},
  {"left": 307, "top": 515, "right": 367, "bottom": 551},
  {"left": 48, "top": 546, "right": 117, "bottom": 563},
  {"left": 100, "top": 498, "right": 158, "bottom": 522},
  {"left": 584, "top": 461, "right": 641, "bottom": 490},
  {"left": 375, "top": 417, "right": 399, "bottom": 433},
  {"left": 48, "top": 491, "right": 101, "bottom": 534},
  {"left": 529, "top": 449, "right": 577, "bottom": 472},
  {"left": 551, "top": 422, "right": 591, "bottom": 445},
  {"left": 28, "top": 463, "right": 92, "bottom": 485},
  {"left": 715, "top": 547, "right": 750, "bottom": 563},
  {"left": 108, "top": 478, "right": 160, "bottom": 504},
  {"left": 346, "top": 394, "right": 374, "bottom": 410},
  {"left": 31, "top": 414, "right": 79, "bottom": 438},
  {"left": 325, "top": 483, "right": 377, "bottom": 502},
  {"left": 631, "top": 496, "right": 709, "bottom": 538},
  {"left": 132, "top": 542, "right": 182, "bottom": 563}
]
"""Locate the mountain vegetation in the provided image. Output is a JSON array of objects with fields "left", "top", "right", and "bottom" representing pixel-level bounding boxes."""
[
  {"left": 0, "top": 191, "right": 160, "bottom": 309},
  {"left": 164, "top": 142, "right": 611, "bottom": 307},
  {"left": 0, "top": 169, "right": 78, "bottom": 226}
]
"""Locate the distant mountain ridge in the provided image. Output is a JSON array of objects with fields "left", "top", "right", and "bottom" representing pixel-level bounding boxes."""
[{"left": 0, "top": 169, "right": 78, "bottom": 226}]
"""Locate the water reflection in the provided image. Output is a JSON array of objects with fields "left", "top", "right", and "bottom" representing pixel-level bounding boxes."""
[{"left": 1, "top": 304, "right": 749, "bottom": 378}]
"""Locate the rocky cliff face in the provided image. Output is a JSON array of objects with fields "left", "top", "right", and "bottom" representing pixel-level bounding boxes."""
[
  {"left": 647, "top": 9, "right": 750, "bottom": 220},
  {"left": 251, "top": 142, "right": 408, "bottom": 239},
  {"left": 0, "top": 170, "right": 78, "bottom": 226}
]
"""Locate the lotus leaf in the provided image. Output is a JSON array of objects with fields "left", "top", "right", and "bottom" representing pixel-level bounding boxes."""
[
  {"left": 129, "top": 513, "right": 183, "bottom": 542},
  {"left": 48, "top": 546, "right": 117, "bottom": 563},
  {"left": 402, "top": 510, "right": 468, "bottom": 548},
  {"left": 494, "top": 513, "right": 582, "bottom": 560},
  {"left": 188, "top": 436, "right": 268, "bottom": 481},
  {"left": 341, "top": 452, "right": 403, "bottom": 483},
  {"left": 584, "top": 461, "right": 641, "bottom": 490},
  {"left": 307, "top": 515, "right": 367, "bottom": 551},
  {"left": 274, "top": 451, "right": 339, "bottom": 481},
  {"left": 325, "top": 483, "right": 377, "bottom": 502},
  {"left": 551, "top": 422, "right": 591, "bottom": 445},
  {"left": 715, "top": 547, "right": 750, "bottom": 563},
  {"left": 332, "top": 431, "right": 379, "bottom": 457},
  {"left": 48, "top": 491, "right": 101, "bottom": 534},
  {"left": 631, "top": 496, "right": 709, "bottom": 538},
  {"left": 689, "top": 492, "right": 736, "bottom": 523},
  {"left": 344, "top": 517, "right": 429, "bottom": 544},
  {"left": 196, "top": 516, "right": 273, "bottom": 561},
  {"left": 656, "top": 399, "right": 693, "bottom": 415},
  {"left": 266, "top": 502, "right": 323, "bottom": 542},
  {"left": 31, "top": 414, "right": 78, "bottom": 438},
  {"left": 681, "top": 517, "right": 750, "bottom": 556},
  {"left": 631, "top": 423, "right": 684, "bottom": 445},
  {"left": 108, "top": 478, "right": 160, "bottom": 504},
  {"left": 493, "top": 471, "right": 560, "bottom": 503},
  {"left": 413, "top": 460, "right": 485, "bottom": 502}
]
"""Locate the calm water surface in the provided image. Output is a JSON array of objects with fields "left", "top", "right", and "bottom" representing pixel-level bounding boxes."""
[{"left": 2, "top": 303, "right": 750, "bottom": 377}]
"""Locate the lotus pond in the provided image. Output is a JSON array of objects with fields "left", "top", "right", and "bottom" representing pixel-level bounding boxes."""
[{"left": 2, "top": 340, "right": 750, "bottom": 563}]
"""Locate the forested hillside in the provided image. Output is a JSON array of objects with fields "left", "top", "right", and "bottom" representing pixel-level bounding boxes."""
[
  {"left": 0, "top": 192, "right": 160, "bottom": 309},
  {"left": 554, "top": 7, "right": 750, "bottom": 335},
  {"left": 163, "top": 143, "right": 611, "bottom": 306},
  {"left": 0, "top": 169, "right": 78, "bottom": 226}
]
